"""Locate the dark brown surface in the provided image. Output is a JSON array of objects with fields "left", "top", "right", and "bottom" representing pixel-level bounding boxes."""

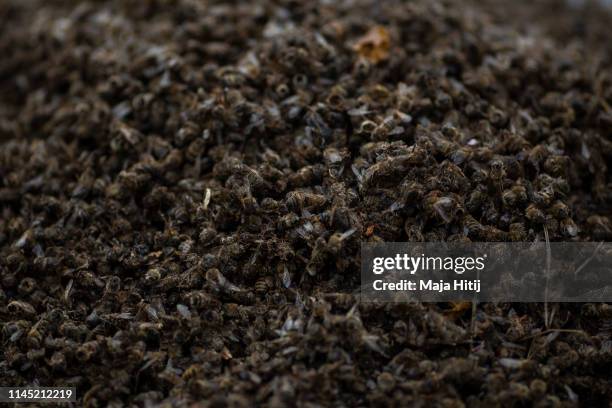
[{"left": 1, "top": 0, "right": 612, "bottom": 406}]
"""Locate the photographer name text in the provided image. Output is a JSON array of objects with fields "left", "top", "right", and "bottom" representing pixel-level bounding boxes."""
[{"left": 372, "top": 279, "right": 481, "bottom": 293}]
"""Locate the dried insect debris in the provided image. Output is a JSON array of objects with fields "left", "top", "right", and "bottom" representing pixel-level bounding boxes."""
[{"left": 1, "top": 0, "right": 612, "bottom": 406}]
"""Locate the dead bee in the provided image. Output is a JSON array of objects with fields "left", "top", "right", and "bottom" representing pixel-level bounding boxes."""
[
  {"left": 306, "top": 236, "right": 328, "bottom": 276},
  {"left": 289, "top": 164, "right": 324, "bottom": 187},
  {"left": 508, "top": 223, "right": 527, "bottom": 242},
  {"left": 324, "top": 147, "right": 349, "bottom": 178},
  {"left": 361, "top": 148, "right": 427, "bottom": 191},
  {"left": 545, "top": 217, "right": 561, "bottom": 237},
  {"left": 275, "top": 83, "right": 291, "bottom": 99},
  {"left": 434, "top": 91, "right": 452, "bottom": 112},
  {"left": 24, "top": 318, "right": 49, "bottom": 349},
  {"left": 358, "top": 119, "right": 377, "bottom": 135},
  {"left": 325, "top": 85, "right": 347, "bottom": 108},
  {"left": 285, "top": 191, "right": 327, "bottom": 213},
  {"left": 489, "top": 158, "right": 506, "bottom": 185},
  {"left": 441, "top": 122, "right": 460, "bottom": 139},
  {"left": 104, "top": 276, "right": 122, "bottom": 296},
  {"left": 404, "top": 219, "right": 425, "bottom": 242},
  {"left": 560, "top": 218, "right": 579, "bottom": 237},
  {"left": 527, "top": 144, "right": 550, "bottom": 170},
  {"left": 525, "top": 204, "right": 546, "bottom": 224},
  {"left": 400, "top": 180, "right": 425, "bottom": 205},
  {"left": 48, "top": 351, "right": 67, "bottom": 373},
  {"left": 472, "top": 146, "right": 494, "bottom": 163},
  {"left": 109, "top": 121, "right": 142, "bottom": 152},
  {"left": 198, "top": 227, "right": 218, "bottom": 246},
  {"left": 254, "top": 277, "right": 274, "bottom": 294},
  {"left": 278, "top": 213, "right": 300, "bottom": 231},
  {"left": 17, "top": 277, "right": 36, "bottom": 295},
  {"left": 175, "top": 121, "right": 200, "bottom": 147},
  {"left": 438, "top": 161, "right": 469, "bottom": 192},
  {"left": 489, "top": 107, "right": 508, "bottom": 128},
  {"left": 7, "top": 300, "right": 36, "bottom": 318},
  {"left": 462, "top": 214, "right": 485, "bottom": 239},
  {"left": 185, "top": 138, "right": 206, "bottom": 162},
  {"left": 391, "top": 320, "right": 409, "bottom": 344},
  {"left": 543, "top": 155, "right": 568, "bottom": 177},
  {"left": 327, "top": 229, "right": 356, "bottom": 255},
  {"left": 76, "top": 341, "right": 100, "bottom": 362},
  {"left": 501, "top": 184, "right": 526, "bottom": 208},
  {"left": 3, "top": 320, "right": 31, "bottom": 343},
  {"left": 451, "top": 147, "right": 472, "bottom": 165},
  {"left": 531, "top": 187, "right": 554, "bottom": 207},
  {"left": 465, "top": 164, "right": 489, "bottom": 187},
  {"left": 353, "top": 57, "right": 371, "bottom": 78},
  {"left": 5, "top": 255, "right": 24, "bottom": 277},
  {"left": 206, "top": 268, "right": 241, "bottom": 293},
  {"left": 185, "top": 291, "right": 219, "bottom": 310},
  {"left": 482, "top": 225, "right": 508, "bottom": 241},
  {"left": 466, "top": 188, "right": 488, "bottom": 214},
  {"left": 422, "top": 192, "right": 463, "bottom": 224},
  {"left": 26, "top": 348, "right": 46, "bottom": 362},
  {"left": 138, "top": 323, "right": 162, "bottom": 346},
  {"left": 144, "top": 267, "right": 163, "bottom": 284},
  {"left": 181, "top": 364, "right": 205, "bottom": 382},
  {"left": 586, "top": 215, "right": 612, "bottom": 240},
  {"left": 549, "top": 200, "right": 570, "bottom": 219},
  {"left": 430, "top": 132, "right": 456, "bottom": 157},
  {"left": 372, "top": 115, "right": 405, "bottom": 141},
  {"left": 60, "top": 321, "right": 88, "bottom": 342}
]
